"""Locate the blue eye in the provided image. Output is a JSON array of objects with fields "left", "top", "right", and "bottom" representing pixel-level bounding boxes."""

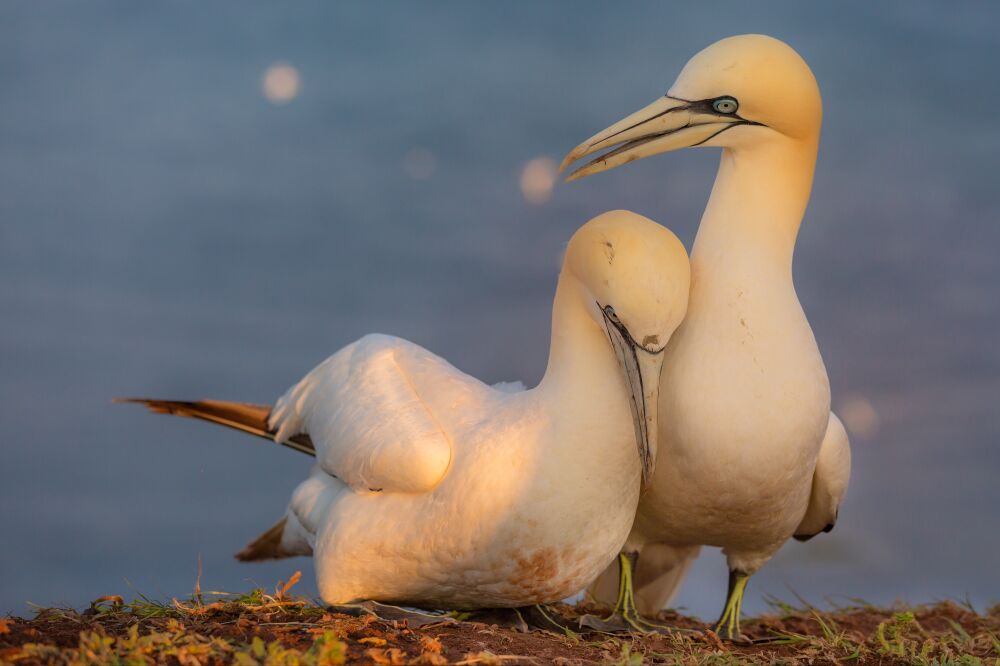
[{"left": 712, "top": 97, "right": 739, "bottom": 114}]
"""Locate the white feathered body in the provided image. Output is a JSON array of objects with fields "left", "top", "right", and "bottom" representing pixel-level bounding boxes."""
[
  {"left": 270, "top": 333, "right": 643, "bottom": 608},
  {"left": 634, "top": 253, "right": 831, "bottom": 572},
  {"left": 573, "top": 36, "right": 852, "bottom": 615},
  {"left": 623, "top": 133, "right": 847, "bottom": 585}
]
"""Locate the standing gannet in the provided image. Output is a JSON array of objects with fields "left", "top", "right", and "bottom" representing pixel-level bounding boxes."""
[
  {"left": 561, "top": 35, "right": 851, "bottom": 638},
  {"left": 122, "top": 212, "right": 691, "bottom": 611}
]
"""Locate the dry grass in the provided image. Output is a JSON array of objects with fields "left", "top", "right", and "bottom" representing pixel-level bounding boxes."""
[{"left": 2, "top": 574, "right": 998, "bottom": 665}]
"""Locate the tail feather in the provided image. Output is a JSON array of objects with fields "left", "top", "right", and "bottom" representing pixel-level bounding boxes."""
[
  {"left": 116, "top": 398, "right": 315, "bottom": 456},
  {"left": 235, "top": 517, "right": 295, "bottom": 561}
]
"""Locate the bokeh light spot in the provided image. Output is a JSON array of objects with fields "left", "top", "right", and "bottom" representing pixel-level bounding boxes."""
[
  {"left": 262, "top": 63, "right": 300, "bottom": 105},
  {"left": 520, "top": 157, "right": 557, "bottom": 205},
  {"left": 839, "top": 394, "right": 880, "bottom": 438}
]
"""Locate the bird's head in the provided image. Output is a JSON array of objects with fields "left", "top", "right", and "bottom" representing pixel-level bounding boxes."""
[
  {"left": 561, "top": 35, "right": 822, "bottom": 181},
  {"left": 563, "top": 211, "right": 690, "bottom": 484}
]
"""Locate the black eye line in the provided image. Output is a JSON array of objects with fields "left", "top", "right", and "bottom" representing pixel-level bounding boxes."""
[
  {"left": 598, "top": 301, "right": 631, "bottom": 343},
  {"left": 597, "top": 93, "right": 758, "bottom": 148},
  {"left": 597, "top": 301, "right": 667, "bottom": 354},
  {"left": 704, "top": 96, "right": 738, "bottom": 115},
  {"left": 667, "top": 94, "right": 743, "bottom": 119}
]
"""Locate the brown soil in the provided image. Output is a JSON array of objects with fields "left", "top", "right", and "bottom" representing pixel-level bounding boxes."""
[{"left": 1, "top": 590, "right": 998, "bottom": 665}]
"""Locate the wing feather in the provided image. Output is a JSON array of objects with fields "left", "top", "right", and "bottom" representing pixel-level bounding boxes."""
[
  {"left": 269, "top": 334, "right": 455, "bottom": 494},
  {"left": 795, "top": 412, "right": 851, "bottom": 540}
]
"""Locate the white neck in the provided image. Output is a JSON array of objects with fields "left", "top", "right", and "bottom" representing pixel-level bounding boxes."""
[
  {"left": 534, "top": 271, "right": 637, "bottom": 476},
  {"left": 539, "top": 272, "right": 620, "bottom": 399},
  {"left": 692, "top": 136, "right": 817, "bottom": 279}
]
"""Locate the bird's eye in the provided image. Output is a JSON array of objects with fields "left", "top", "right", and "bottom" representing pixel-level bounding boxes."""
[
  {"left": 712, "top": 97, "right": 739, "bottom": 114},
  {"left": 604, "top": 305, "right": 619, "bottom": 321}
]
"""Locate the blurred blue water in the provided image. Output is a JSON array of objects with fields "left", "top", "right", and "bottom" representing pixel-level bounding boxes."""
[{"left": 2, "top": 2, "right": 998, "bottom": 618}]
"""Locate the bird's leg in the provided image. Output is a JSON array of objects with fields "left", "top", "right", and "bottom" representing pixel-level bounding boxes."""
[
  {"left": 524, "top": 604, "right": 580, "bottom": 632},
  {"left": 714, "top": 569, "right": 750, "bottom": 641},
  {"left": 616, "top": 550, "right": 647, "bottom": 630},
  {"left": 579, "top": 551, "right": 687, "bottom": 634}
]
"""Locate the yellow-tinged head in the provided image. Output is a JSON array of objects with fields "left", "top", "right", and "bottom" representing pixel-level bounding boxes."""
[
  {"left": 563, "top": 210, "right": 690, "bottom": 484},
  {"left": 565, "top": 210, "right": 690, "bottom": 351},
  {"left": 561, "top": 35, "right": 822, "bottom": 180}
]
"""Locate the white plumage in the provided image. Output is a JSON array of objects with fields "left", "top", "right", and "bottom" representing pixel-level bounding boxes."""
[
  {"left": 561, "top": 35, "right": 852, "bottom": 636},
  {"left": 129, "top": 211, "right": 691, "bottom": 611},
  {"left": 268, "top": 212, "right": 691, "bottom": 608},
  {"left": 271, "top": 336, "right": 456, "bottom": 495}
]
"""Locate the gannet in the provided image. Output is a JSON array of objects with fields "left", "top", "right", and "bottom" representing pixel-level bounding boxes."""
[
  {"left": 122, "top": 212, "right": 691, "bottom": 611},
  {"left": 561, "top": 35, "right": 851, "bottom": 638}
]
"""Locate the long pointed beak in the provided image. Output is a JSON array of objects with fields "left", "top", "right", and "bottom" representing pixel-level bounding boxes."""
[
  {"left": 601, "top": 307, "right": 664, "bottom": 487},
  {"left": 560, "top": 95, "right": 741, "bottom": 181}
]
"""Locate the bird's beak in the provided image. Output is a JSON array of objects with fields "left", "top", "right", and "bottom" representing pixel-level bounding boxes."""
[
  {"left": 560, "top": 95, "right": 746, "bottom": 181},
  {"left": 601, "top": 306, "right": 664, "bottom": 487}
]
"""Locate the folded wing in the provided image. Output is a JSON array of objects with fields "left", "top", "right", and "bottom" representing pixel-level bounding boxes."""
[
  {"left": 794, "top": 412, "right": 851, "bottom": 541},
  {"left": 268, "top": 334, "right": 463, "bottom": 494}
]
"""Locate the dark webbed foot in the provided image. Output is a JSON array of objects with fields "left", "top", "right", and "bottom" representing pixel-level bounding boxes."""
[
  {"left": 465, "top": 605, "right": 588, "bottom": 633},
  {"left": 522, "top": 604, "right": 580, "bottom": 632},
  {"left": 326, "top": 601, "right": 454, "bottom": 628},
  {"left": 462, "top": 607, "right": 531, "bottom": 632}
]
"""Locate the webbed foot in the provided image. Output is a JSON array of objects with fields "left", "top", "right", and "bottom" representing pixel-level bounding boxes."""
[
  {"left": 326, "top": 601, "right": 455, "bottom": 629},
  {"left": 578, "top": 552, "right": 693, "bottom": 635}
]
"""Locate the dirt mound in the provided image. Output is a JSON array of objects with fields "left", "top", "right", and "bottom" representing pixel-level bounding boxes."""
[{"left": 2, "top": 580, "right": 997, "bottom": 664}]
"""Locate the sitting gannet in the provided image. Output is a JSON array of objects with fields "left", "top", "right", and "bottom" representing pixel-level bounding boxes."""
[
  {"left": 123, "top": 212, "right": 690, "bottom": 611},
  {"left": 561, "top": 35, "right": 851, "bottom": 638}
]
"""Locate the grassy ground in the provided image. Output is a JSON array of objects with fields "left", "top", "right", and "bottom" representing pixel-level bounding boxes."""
[{"left": 2, "top": 573, "right": 998, "bottom": 665}]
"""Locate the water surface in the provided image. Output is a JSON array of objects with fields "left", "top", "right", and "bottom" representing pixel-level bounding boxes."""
[{"left": 2, "top": 2, "right": 998, "bottom": 617}]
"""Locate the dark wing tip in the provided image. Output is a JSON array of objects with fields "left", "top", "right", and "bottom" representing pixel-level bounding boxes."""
[
  {"left": 116, "top": 397, "right": 316, "bottom": 456},
  {"left": 113, "top": 397, "right": 192, "bottom": 414},
  {"left": 794, "top": 522, "right": 836, "bottom": 542},
  {"left": 235, "top": 517, "right": 294, "bottom": 562}
]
